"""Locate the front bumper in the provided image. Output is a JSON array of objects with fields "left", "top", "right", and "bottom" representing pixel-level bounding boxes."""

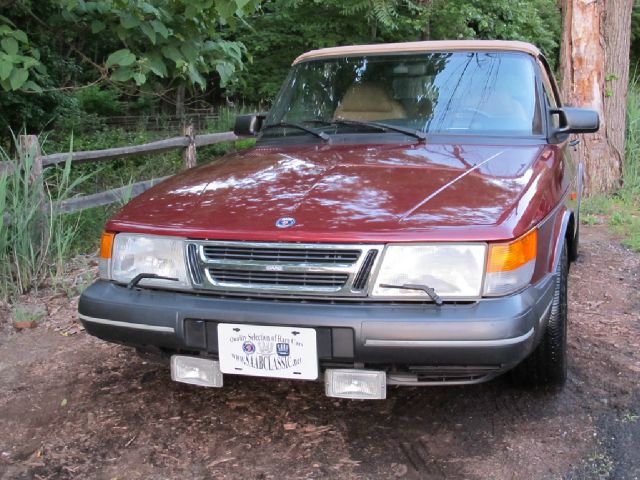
[{"left": 78, "top": 275, "right": 555, "bottom": 384}]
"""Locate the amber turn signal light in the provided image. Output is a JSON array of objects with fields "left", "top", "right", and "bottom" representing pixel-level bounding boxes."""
[
  {"left": 487, "top": 229, "right": 537, "bottom": 273},
  {"left": 100, "top": 232, "right": 115, "bottom": 259}
]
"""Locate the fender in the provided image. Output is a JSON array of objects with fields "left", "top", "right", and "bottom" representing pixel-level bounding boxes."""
[
  {"left": 550, "top": 145, "right": 583, "bottom": 269},
  {"left": 549, "top": 208, "right": 573, "bottom": 273},
  {"left": 576, "top": 161, "right": 585, "bottom": 208}
]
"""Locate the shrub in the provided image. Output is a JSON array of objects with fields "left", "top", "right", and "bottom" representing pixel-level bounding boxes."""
[{"left": 76, "top": 86, "right": 124, "bottom": 117}]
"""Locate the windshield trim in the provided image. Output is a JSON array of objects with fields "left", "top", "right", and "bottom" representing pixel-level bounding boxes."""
[
  {"left": 293, "top": 41, "right": 541, "bottom": 64},
  {"left": 256, "top": 130, "right": 548, "bottom": 148}
]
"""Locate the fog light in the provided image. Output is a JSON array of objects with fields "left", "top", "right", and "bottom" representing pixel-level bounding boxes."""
[
  {"left": 170, "top": 355, "right": 223, "bottom": 388},
  {"left": 325, "top": 369, "right": 386, "bottom": 399}
]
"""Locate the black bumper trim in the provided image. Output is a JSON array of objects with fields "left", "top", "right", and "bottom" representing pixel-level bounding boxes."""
[
  {"left": 364, "top": 327, "right": 535, "bottom": 348},
  {"left": 79, "top": 314, "right": 175, "bottom": 333},
  {"left": 78, "top": 275, "right": 556, "bottom": 369}
]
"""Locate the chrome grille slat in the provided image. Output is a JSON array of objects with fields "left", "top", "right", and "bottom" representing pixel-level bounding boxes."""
[
  {"left": 210, "top": 269, "right": 349, "bottom": 287},
  {"left": 352, "top": 250, "right": 378, "bottom": 291},
  {"left": 203, "top": 246, "right": 361, "bottom": 265},
  {"left": 187, "top": 244, "right": 204, "bottom": 285},
  {"left": 210, "top": 271, "right": 349, "bottom": 280},
  {"left": 189, "top": 241, "right": 383, "bottom": 297}
]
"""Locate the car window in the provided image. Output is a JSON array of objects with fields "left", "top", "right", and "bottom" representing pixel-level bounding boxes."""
[{"left": 265, "top": 52, "right": 542, "bottom": 138}]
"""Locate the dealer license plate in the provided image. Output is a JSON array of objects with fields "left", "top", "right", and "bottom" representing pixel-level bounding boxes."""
[{"left": 217, "top": 324, "right": 318, "bottom": 380}]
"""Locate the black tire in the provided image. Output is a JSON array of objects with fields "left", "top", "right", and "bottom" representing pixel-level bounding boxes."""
[
  {"left": 569, "top": 221, "right": 579, "bottom": 262},
  {"left": 510, "top": 241, "right": 568, "bottom": 388}
]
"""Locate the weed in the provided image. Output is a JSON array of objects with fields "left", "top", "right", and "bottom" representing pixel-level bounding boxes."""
[
  {"left": 620, "top": 411, "right": 639, "bottom": 423},
  {"left": 585, "top": 451, "right": 615, "bottom": 478},
  {"left": 581, "top": 214, "right": 601, "bottom": 226},
  {"left": 583, "top": 195, "right": 614, "bottom": 216},
  {"left": 610, "top": 211, "right": 630, "bottom": 226},
  {"left": 0, "top": 134, "right": 91, "bottom": 301},
  {"left": 11, "top": 303, "right": 45, "bottom": 324}
]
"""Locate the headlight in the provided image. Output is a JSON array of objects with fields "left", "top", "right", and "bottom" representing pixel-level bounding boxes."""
[
  {"left": 371, "top": 244, "right": 487, "bottom": 299},
  {"left": 99, "top": 232, "right": 190, "bottom": 289},
  {"left": 483, "top": 229, "right": 537, "bottom": 296}
]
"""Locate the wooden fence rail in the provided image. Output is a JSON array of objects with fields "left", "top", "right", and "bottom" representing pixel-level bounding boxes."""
[{"left": 1, "top": 127, "right": 238, "bottom": 225}]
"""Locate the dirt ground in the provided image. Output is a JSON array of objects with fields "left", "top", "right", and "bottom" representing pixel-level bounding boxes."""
[{"left": 0, "top": 225, "right": 638, "bottom": 480}]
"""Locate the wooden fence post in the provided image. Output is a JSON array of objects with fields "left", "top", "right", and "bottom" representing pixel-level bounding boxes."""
[
  {"left": 183, "top": 123, "right": 197, "bottom": 169},
  {"left": 18, "top": 135, "right": 47, "bottom": 242}
]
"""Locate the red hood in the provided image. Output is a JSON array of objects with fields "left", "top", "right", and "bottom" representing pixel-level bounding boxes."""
[{"left": 108, "top": 142, "right": 561, "bottom": 242}]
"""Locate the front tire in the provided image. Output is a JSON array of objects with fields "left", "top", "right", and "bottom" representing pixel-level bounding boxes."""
[
  {"left": 569, "top": 221, "right": 580, "bottom": 262},
  {"left": 511, "top": 241, "right": 568, "bottom": 387}
]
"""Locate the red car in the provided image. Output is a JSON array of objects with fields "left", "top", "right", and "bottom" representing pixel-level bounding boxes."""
[{"left": 79, "top": 40, "right": 599, "bottom": 399}]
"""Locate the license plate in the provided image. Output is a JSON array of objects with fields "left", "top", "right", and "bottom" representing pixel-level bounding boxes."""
[{"left": 217, "top": 324, "right": 318, "bottom": 380}]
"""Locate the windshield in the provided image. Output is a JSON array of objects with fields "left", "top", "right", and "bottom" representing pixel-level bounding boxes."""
[{"left": 263, "top": 52, "right": 542, "bottom": 139}]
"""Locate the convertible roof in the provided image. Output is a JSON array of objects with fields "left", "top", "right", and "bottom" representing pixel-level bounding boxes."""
[{"left": 293, "top": 40, "right": 541, "bottom": 65}]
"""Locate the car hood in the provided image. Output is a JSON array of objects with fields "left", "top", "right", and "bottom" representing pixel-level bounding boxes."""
[{"left": 108, "top": 141, "right": 559, "bottom": 242}]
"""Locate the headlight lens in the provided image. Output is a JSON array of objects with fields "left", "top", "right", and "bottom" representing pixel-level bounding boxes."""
[
  {"left": 107, "top": 233, "right": 190, "bottom": 289},
  {"left": 483, "top": 229, "right": 537, "bottom": 296},
  {"left": 371, "top": 244, "right": 486, "bottom": 299}
]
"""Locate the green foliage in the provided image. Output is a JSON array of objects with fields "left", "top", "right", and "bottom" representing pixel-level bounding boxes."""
[
  {"left": 0, "top": 15, "right": 43, "bottom": 92},
  {"left": 229, "top": 0, "right": 430, "bottom": 103},
  {"left": 74, "top": 0, "right": 261, "bottom": 88},
  {"left": 230, "top": 0, "right": 561, "bottom": 104},
  {"left": 632, "top": 1, "right": 640, "bottom": 65},
  {"left": 338, "top": 0, "right": 428, "bottom": 34},
  {"left": 76, "top": 86, "right": 123, "bottom": 116},
  {"left": 0, "top": 0, "right": 262, "bottom": 95},
  {"left": 428, "top": 0, "right": 560, "bottom": 66}
]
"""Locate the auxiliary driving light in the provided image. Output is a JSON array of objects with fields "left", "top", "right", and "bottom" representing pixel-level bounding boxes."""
[
  {"left": 324, "top": 369, "right": 386, "bottom": 400},
  {"left": 170, "top": 355, "right": 223, "bottom": 388}
]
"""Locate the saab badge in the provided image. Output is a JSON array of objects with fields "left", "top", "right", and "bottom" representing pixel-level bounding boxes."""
[
  {"left": 276, "top": 217, "right": 296, "bottom": 228},
  {"left": 242, "top": 341, "right": 256, "bottom": 355},
  {"left": 276, "top": 343, "right": 290, "bottom": 357}
]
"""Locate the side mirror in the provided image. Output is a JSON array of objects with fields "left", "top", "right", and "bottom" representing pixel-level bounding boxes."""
[
  {"left": 233, "top": 113, "right": 267, "bottom": 136},
  {"left": 550, "top": 107, "right": 600, "bottom": 136}
]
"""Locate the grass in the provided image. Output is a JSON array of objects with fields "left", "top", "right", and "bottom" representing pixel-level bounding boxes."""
[
  {"left": 582, "top": 79, "right": 640, "bottom": 251},
  {"left": 10, "top": 303, "right": 46, "bottom": 324},
  {"left": 0, "top": 134, "right": 92, "bottom": 302}
]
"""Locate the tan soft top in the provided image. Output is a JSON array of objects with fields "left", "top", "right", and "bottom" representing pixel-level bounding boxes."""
[{"left": 293, "top": 40, "right": 541, "bottom": 65}]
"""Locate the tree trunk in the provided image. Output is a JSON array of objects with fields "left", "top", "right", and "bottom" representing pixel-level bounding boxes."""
[
  {"left": 420, "top": 0, "right": 433, "bottom": 40},
  {"left": 559, "top": 0, "right": 633, "bottom": 196},
  {"left": 175, "top": 83, "right": 185, "bottom": 119}
]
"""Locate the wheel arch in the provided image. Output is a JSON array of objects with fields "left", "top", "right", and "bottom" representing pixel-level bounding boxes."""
[{"left": 550, "top": 209, "right": 573, "bottom": 273}]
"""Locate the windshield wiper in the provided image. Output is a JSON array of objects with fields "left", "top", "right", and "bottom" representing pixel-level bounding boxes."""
[
  {"left": 300, "top": 118, "right": 332, "bottom": 125},
  {"left": 262, "top": 122, "right": 330, "bottom": 141},
  {"left": 379, "top": 283, "right": 443, "bottom": 305},
  {"left": 127, "top": 273, "right": 178, "bottom": 289},
  {"left": 333, "top": 119, "right": 427, "bottom": 141}
]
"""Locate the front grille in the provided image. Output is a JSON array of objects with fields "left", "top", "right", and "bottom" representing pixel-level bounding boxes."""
[
  {"left": 203, "top": 245, "right": 361, "bottom": 265},
  {"left": 188, "top": 241, "right": 383, "bottom": 297},
  {"left": 209, "top": 269, "right": 349, "bottom": 289}
]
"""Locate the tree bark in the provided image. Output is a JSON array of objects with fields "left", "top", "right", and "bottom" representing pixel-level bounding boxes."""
[
  {"left": 419, "top": 0, "right": 433, "bottom": 40},
  {"left": 560, "top": 0, "right": 633, "bottom": 196},
  {"left": 175, "top": 83, "right": 185, "bottom": 119}
]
